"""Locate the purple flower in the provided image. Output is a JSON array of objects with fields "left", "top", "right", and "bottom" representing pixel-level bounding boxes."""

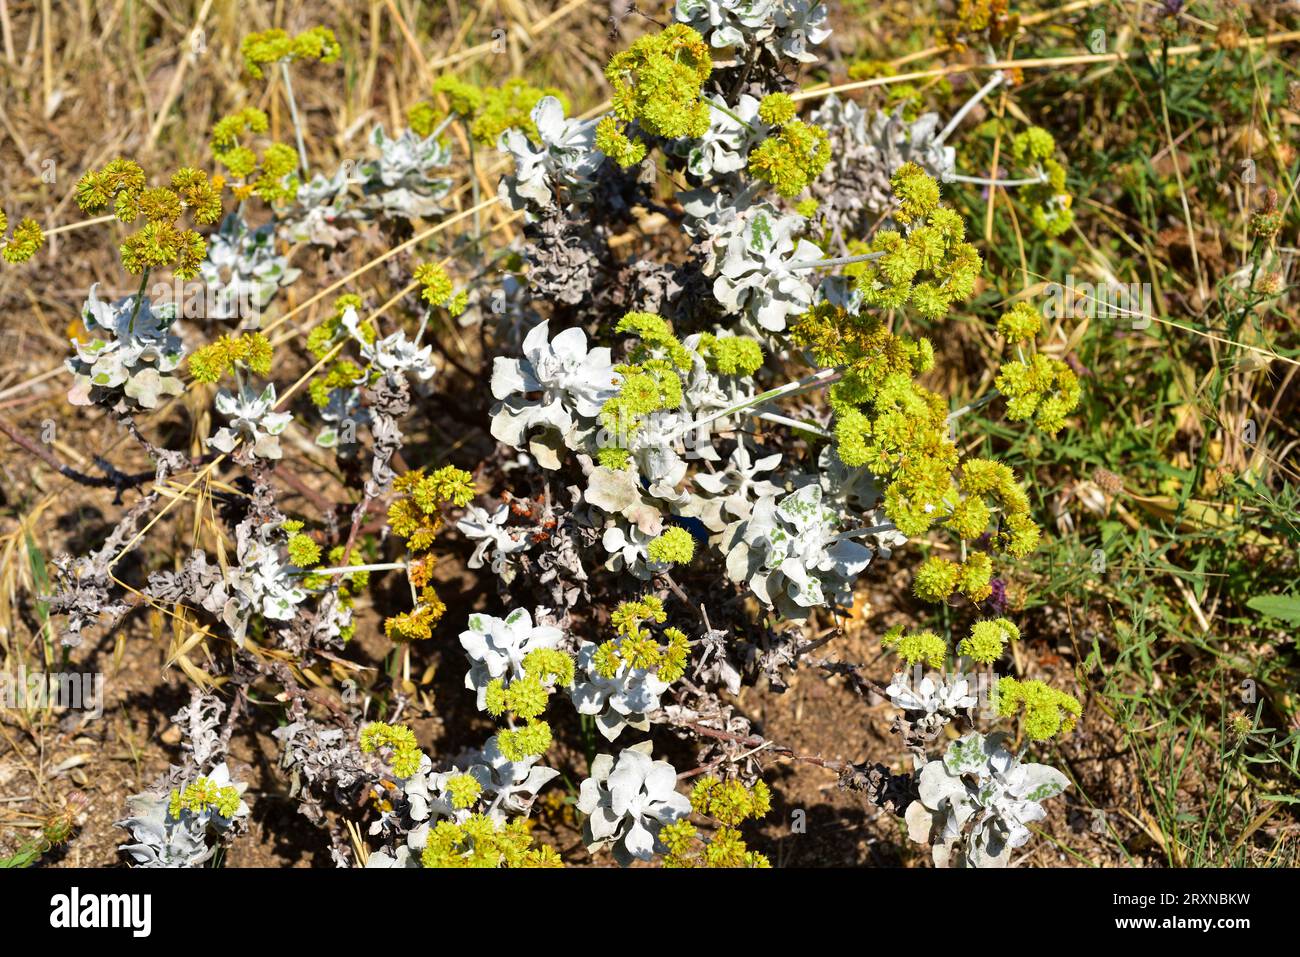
[{"left": 982, "top": 578, "right": 1008, "bottom": 616}]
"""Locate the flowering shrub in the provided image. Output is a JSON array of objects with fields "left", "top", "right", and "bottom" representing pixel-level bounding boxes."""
[{"left": 1, "top": 3, "right": 1096, "bottom": 871}]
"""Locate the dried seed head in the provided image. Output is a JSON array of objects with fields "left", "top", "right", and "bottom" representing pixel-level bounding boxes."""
[
  {"left": 1249, "top": 188, "right": 1282, "bottom": 240},
  {"left": 1256, "top": 272, "right": 1283, "bottom": 296},
  {"left": 1092, "top": 467, "right": 1124, "bottom": 496}
]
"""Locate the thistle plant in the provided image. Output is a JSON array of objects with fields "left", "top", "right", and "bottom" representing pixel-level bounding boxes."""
[
  {"left": 356, "top": 125, "right": 455, "bottom": 219},
  {"left": 200, "top": 213, "right": 302, "bottom": 323},
  {"left": 722, "top": 483, "right": 874, "bottom": 619},
  {"left": 674, "top": 0, "right": 831, "bottom": 64},
  {"left": 489, "top": 319, "right": 620, "bottom": 460},
  {"left": 705, "top": 204, "right": 822, "bottom": 333},
  {"left": 499, "top": 96, "right": 604, "bottom": 214}
]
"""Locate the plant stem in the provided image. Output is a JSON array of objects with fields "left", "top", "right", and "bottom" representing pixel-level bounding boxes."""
[
  {"left": 44, "top": 214, "right": 117, "bottom": 237},
  {"left": 467, "top": 127, "right": 482, "bottom": 240},
  {"left": 754, "top": 410, "right": 832, "bottom": 437},
  {"left": 937, "top": 72, "right": 1004, "bottom": 144},
  {"left": 580, "top": 714, "right": 597, "bottom": 771},
  {"left": 667, "top": 367, "right": 840, "bottom": 442},
  {"left": 413, "top": 308, "right": 432, "bottom": 345},
  {"left": 946, "top": 172, "right": 1048, "bottom": 187},
  {"left": 789, "top": 250, "right": 884, "bottom": 270},
  {"left": 127, "top": 269, "right": 150, "bottom": 335},
  {"left": 832, "top": 522, "right": 898, "bottom": 542},
  {"left": 280, "top": 60, "right": 310, "bottom": 178},
  {"left": 294, "top": 561, "right": 407, "bottom": 576},
  {"left": 1178, "top": 243, "right": 1260, "bottom": 525},
  {"left": 706, "top": 97, "right": 759, "bottom": 134},
  {"left": 429, "top": 111, "right": 457, "bottom": 141},
  {"left": 946, "top": 388, "right": 1000, "bottom": 422}
]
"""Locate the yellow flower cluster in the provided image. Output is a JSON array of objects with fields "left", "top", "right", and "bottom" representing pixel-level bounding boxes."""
[
  {"left": 1010, "top": 127, "right": 1074, "bottom": 237},
  {"left": 360, "top": 721, "right": 423, "bottom": 778},
  {"left": 593, "top": 595, "right": 690, "bottom": 684},
  {"left": 383, "top": 466, "right": 476, "bottom": 641},
  {"left": 995, "top": 677, "right": 1082, "bottom": 740},
  {"left": 411, "top": 75, "right": 569, "bottom": 148},
  {"left": 600, "top": 24, "right": 713, "bottom": 167},
  {"left": 598, "top": 312, "right": 692, "bottom": 470},
  {"left": 996, "top": 301, "right": 1043, "bottom": 343},
  {"left": 483, "top": 648, "right": 575, "bottom": 754},
  {"left": 882, "top": 625, "right": 949, "bottom": 669},
  {"left": 413, "top": 261, "right": 467, "bottom": 315},
  {"left": 383, "top": 585, "right": 447, "bottom": 642},
  {"left": 420, "top": 814, "right": 562, "bottom": 868},
  {"left": 646, "top": 526, "right": 696, "bottom": 565},
  {"left": 240, "top": 26, "right": 340, "bottom": 80},
  {"left": 661, "top": 776, "right": 772, "bottom": 868},
  {"left": 995, "top": 309, "right": 1082, "bottom": 437},
  {"left": 697, "top": 333, "right": 765, "bottom": 377},
  {"left": 852, "top": 164, "right": 982, "bottom": 319},
  {"left": 0, "top": 209, "right": 45, "bottom": 264},
  {"left": 188, "top": 332, "right": 273, "bottom": 383},
  {"left": 168, "top": 777, "right": 241, "bottom": 820},
  {"left": 912, "top": 553, "right": 994, "bottom": 604},
  {"left": 748, "top": 118, "right": 831, "bottom": 199},
  {"left": 299, "top": 543, "right": 370, "bottom": 643},
  {"left": 958, "top": 617, "right": 1020, "bottom": 663},
  {"left": 210, "top": 107, "right": 300, "bottom": 204},
  {"left": 75, "top": 160, "right": 222, "bottom": 279}
]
